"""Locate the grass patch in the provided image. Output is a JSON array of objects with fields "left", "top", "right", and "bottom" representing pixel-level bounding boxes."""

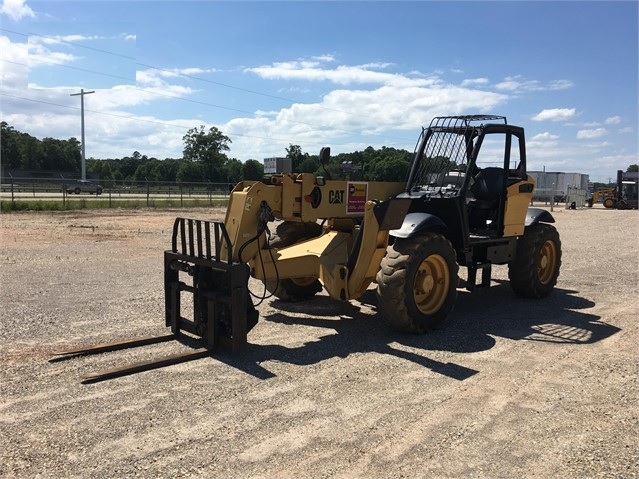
[
  {"left": 1, "top": 198, "right": 229, "bottom": 212},
  {"left": 1, "top": 200, "right": 73, "bottom": 212}
]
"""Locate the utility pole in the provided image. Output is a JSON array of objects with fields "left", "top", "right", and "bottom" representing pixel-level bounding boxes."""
[{"left": 70, "top": 89, "right": 95, "bottom": 180}]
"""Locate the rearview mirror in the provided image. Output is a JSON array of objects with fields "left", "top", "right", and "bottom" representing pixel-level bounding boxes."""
[{"left": 319, "top": 147, "right": 331, "bottom": 165}]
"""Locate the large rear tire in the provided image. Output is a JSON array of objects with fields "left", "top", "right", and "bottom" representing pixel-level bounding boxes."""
[
  {"left": 264, "top": 221, "right": 323, "bottom": 301},
  {"left": 603, "top": 197, "right": 616, "bottom": 209},
  {"left": 508, "top": 223, "right": 561, "bottom": 298},
  {"left": 376, "top": 233, "right": 459, "bottom": 333}
]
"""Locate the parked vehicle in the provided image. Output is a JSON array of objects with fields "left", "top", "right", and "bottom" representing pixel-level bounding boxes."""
[
  {"left": 66, "top": 180, "right": 103, "bottom": 195},
  {"left": 587, "top": 170, "right": 638, "bottom": 209}
]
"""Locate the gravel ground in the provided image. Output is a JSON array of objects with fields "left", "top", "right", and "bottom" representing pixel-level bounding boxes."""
[{"left": 0, "top": 205, "right": 637, "bottom": 478}]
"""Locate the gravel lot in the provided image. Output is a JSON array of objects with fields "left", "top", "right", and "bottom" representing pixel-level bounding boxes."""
[{"left": 1, "top": 205, "right": 637, "bottom": 478}]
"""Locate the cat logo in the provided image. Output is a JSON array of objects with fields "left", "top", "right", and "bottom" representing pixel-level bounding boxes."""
[{"left": 328, "top": 190, "right": 344, "bottom": 204}]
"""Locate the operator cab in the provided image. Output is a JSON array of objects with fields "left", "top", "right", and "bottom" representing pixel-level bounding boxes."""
[{"left": 399, "top": 115, "right": 532, "bottom": 247}]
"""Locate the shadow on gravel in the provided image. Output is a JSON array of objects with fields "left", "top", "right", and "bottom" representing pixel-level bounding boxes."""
[
  {"left": 450, "top": 280, "right": 618, "bottom": 346},
  {"left": 216, "top": 282, "right": 619, "bottom": 381}
]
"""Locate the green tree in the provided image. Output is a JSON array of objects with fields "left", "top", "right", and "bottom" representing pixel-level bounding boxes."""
[
  {"left": 61, "top": 138, "right": 82, "bottom": 171},
  {"left": 242, "top": 159, "right": 264, "bottom": 180},
  {"left": 133, "top": 160, "right": 161, "bottom": 182},
  {"left": 362, "top": 146, "right": 412, "bottom": 182},
  {"left": 110, "top": 152, "right": 145, "bottom": 181},
  {"left": 88, "top": 160, "right": 115, "bottom": 187},
  {"left": 40, "top": 137, "right": 65, "bottom": 171},
  {"left": 627, "top": 164, "right": 638, "bottom": 172},
  {"left": 0, "top": 122, "right": 21, "bottom": 169},
  {"left": 19, "top": 134, "right": 44, "bottom": 170},
  {"left": 298, "top": 156, "right": 320, "bottom": 173},
  {"left": 334, "top": 151, "right": 364, "bottom": 180},
  {"left": 286, "top": 143, "right": 306, "bottom": 172},
  {"left": 155, "top": 159, "right": 181, "bottom": 182},
  {"left": 224, "top": 158, "right": 243, "bottom": 184},
  {"left": 182, "top": 125, "right": 231, "bottom": 181},
  {"left": 176, "top": 161, "right": 204, "bottom": 182}
]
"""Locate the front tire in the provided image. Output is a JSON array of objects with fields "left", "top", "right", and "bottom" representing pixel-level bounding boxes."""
[
  {"left": 376, "top": 233, "right": 459, "bottom": 333},
  {"left": 508, "top": 223, "right": 561, "bottom": 298}
]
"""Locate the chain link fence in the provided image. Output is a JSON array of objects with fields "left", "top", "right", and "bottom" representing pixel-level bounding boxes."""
[{"left": 0, "top": 177, "right": 233, "bottom": 208}]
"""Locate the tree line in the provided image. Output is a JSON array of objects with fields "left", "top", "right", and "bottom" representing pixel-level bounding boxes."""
[
  {"left": 1, "top": 121, "right": 414, "bottom": 184},
  {"left": 5, "top": 120, "right": 633, "bottom": 186},
  {"left": 1, "top": 122, "right": 82, "bottom": 172}
]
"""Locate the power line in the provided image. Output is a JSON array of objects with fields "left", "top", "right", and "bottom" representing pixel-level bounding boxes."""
[
  {"left": 9, "top": 28, "right": 360, "bottom": 116},
  {"left": 2, "top": 27, "right": 411, "bottom": 135},
  {"left": 3, "top": 28, "right": 363, "bottom": 115},
  {"left": 2, "top": 58, "right": 135, "bottom": 83},
  {"left": 1, "top": 59, "right": 412, "bottom": 146},
  {"left": 0, "top": 28, "right": 135, "bottom": 60},
  {"left": 0, "top": 28, "right": 416, "bottom": 153},
  {"left": 0, "top": 92, "right": 355, "bottom": 147},
  {"left": 2, "top": 58, "right": 411, "bottom": 146}
]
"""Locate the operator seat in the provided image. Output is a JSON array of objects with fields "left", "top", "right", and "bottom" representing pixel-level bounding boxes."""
[{"left": 468, "top": 167, "right": 504, "bottom": 229}]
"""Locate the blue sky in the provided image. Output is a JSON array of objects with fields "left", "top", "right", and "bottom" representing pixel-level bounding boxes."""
[{"left": 0, "top": 0, "right": 637, "bottom": 182}]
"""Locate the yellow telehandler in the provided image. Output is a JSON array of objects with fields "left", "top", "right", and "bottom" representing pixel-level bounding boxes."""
[{"left": 53, "top": 115, "right": 562, "bottom": 382}]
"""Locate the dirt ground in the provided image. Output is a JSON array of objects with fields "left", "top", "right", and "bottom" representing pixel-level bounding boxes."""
[{"left": 0, "top": 205, "right": 637, "bottom": 478}]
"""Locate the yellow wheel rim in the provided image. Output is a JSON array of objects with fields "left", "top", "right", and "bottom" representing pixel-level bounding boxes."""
[
  {"left": 413, "top": 254, "right": 450, "bottom": 315},
  {"left": 538, "top": 239, "right": 557, "bottom": 285}
]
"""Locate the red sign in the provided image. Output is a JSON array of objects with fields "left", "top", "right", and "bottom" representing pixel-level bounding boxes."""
[{"left": 347, "top": 182, "right": 367, "bottom": 214}]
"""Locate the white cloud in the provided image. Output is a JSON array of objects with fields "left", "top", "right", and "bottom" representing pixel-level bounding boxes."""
[
  {"left": 618, "top": 127, "right": 633, "bottom": 134},
  {"left": 220, "top": 83, "right": 508, "bottom": 160},
  {"left": 311, "top": 54, "right": 336, "bottom": 63},
  {"left": 141, "top": 67, "right": 217, "bottom": 80},
  {"left": 0, "top": 34, "right": 27, "bottom": 78},
  {"left": 532, "top": 108, "right": 577, "bottom": 122},
  {"left": 245, "top": 57, "right": 436, "bottom": 88},
  {"left": 494, "top": 76, "right": 573, "bottom": 93},
  {"left": 532, "top": 132, "right": 560, "bottom": 141},
  {"left": 548, "top": 79, "right": 574, "bottom": 90},
  {"left": 577, "top": 128, "right": 607, "bottom": 139},
  {"left": 461, "top": 77, "right": 490, "bottom": 87},
  {"left": 0, "top": 0, "right": 34, "bottom": 20},
  {"left": 605, "top": 116, "right": 622, "bottom": 125},
  {"left": 495, "top": 76, "right": 537, "bottom": 91},
  {"left": 37, "top": 34, "right": 105, "bottom": 45},
  {"left": 28, "top": 38, "right": 80, "bottom": 68}
]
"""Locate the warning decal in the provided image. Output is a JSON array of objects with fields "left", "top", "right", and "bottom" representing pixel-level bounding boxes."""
[{"left": 346, "top": 182, "right": 368, "bottom": 214}]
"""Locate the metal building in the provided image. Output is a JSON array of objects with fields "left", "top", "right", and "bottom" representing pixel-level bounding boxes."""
[{"left": 528, "top": 171, "right": 590, "bottom": 203}]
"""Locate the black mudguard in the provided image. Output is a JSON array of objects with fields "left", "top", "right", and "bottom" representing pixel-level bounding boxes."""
[
  {"left": 390, "top": 212, "right": 448, "bottom": 239},
  {"left": 525, "top": 207, "right": 555, "bottom": 226}
]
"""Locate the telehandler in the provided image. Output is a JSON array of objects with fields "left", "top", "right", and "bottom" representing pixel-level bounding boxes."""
[{"left": 53, "top": 115, "right": 562, "bottom": 382}]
